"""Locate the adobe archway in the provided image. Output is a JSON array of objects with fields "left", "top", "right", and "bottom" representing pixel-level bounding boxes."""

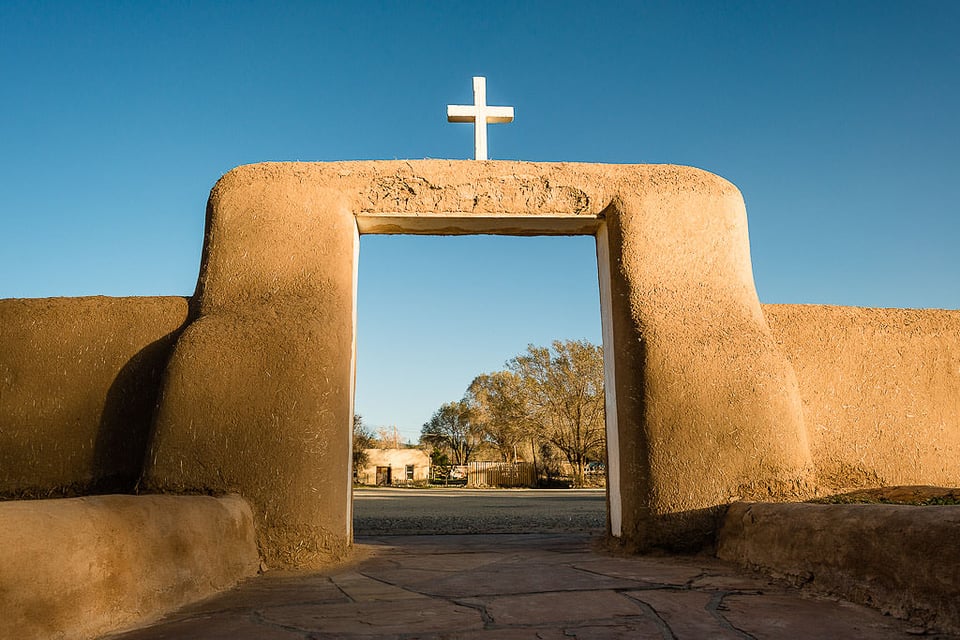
[{"left": 143, "top": 161, "right": 813, "bottom": 568}]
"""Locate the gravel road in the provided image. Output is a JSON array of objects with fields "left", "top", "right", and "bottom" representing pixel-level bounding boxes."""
[{"left": 353, "top": 487, "right": 606, "bottom": 536}]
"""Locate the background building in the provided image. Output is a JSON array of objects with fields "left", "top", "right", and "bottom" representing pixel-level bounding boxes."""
[{"left": 356, "top": 449, "right": 430, "bottom": 486}]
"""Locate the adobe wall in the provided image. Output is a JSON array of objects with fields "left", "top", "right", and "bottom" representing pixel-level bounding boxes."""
[
  {"left": 718, "top": 502, "right": 960, "bottom": 633},
  {"left": 142, "top": 161, "right": 812, "bottom": 565},
  {"left": 0, "top": 296, "right": 190, "bottom": 498},
  {"left": 763, "top": 304, "right": 960, "bottom": 490},
  {"left": 142, "top": 164, "right": 362, "bottom": 569},
  {"left": 3, "top": 162, "right": 954, "bottom": 575},
  {"left": 358, "top": 448, "right": 432, "bottom": 485},
  {"left": 0, "top": 493, "right": 258, "bottom": 640},
  {"left": 603, "top": 174, "right": 812, "bottom": 550}
]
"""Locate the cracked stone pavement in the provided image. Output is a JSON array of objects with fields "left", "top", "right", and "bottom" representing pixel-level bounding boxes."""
[{"left": 106, "top": 533, "right": 952, "bottom": 639}]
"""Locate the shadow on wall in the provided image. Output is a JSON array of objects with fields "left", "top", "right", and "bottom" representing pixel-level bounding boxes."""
[
  {"left": 92, "top": 329, "right": 186, "bottom": 494},
  {"left": 0, "top": 296, "right": 192, "bottom": 500},
  {"left": 609, "top": 505, "right": 729, "bottom": 554}
]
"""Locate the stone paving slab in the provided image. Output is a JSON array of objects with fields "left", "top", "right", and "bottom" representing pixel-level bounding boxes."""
[
  {"left": 107, "top": 534, "right": 957, "bottom": 639},
  {"left": 330, "top": 571, "right": 431, "bottom": 602},
  {"left": 571, "top": 556, "right": 708, "bottom": 587},
  {"left": 720, "top": 593, "right": 932, "bottom": 639},
  {"left": 376, "top": 551, "right": 506, "bottom": 572},
  {"left": 175, "top": 572, "right": 350, "bottom": 614},
  {"left": 627, "top": 589, "right": 745, "bottom": 639},
  {"left": 106, "top": 613, "right": 307, "bottom": 640},
  {"left": 470, "top": 590, "right": 645, "bottom": 625},
  {"left": 409, "top": 563, "right": 638, "bottom": 598},
  {"left": 258, "top": 599, "right": 484, "bottom": 636}
]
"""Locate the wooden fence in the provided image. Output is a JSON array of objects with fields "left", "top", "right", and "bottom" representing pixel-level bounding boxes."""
[{"left": 466, "top": 461, "right": 536, "bottom": 488}]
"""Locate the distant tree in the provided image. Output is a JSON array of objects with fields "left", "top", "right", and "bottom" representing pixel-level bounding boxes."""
[
  {"left": 428, "top": 448, "right": 453, "bottom": 483},
  {"left": 536, "top": 441, "right": 566, "bottom": 487},
  {"left": 420, "top": 400, "right": 481, "bottom": 465},
  {"left": 375, "top": 425, "right": 402, "bottom": 449},
  {"left": 467, "top": 371, "right": 528, "bottom": 462},
  {"left": 352, "top": 414, "right": 375, "bottom": 480},
  {"left": 422, "top": 339, "right": 605, "bottom": 487},
  {"left": 509, "top": 340, "right": 605, "bottom": 487}
]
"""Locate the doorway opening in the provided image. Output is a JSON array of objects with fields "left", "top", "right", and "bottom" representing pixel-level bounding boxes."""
[{"left": 352, "top": 233, "right": 612, "bottom": 537}]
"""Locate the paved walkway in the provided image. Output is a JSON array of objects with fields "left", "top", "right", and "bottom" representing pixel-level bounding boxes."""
[{"left": 107, "top": 533, "right": 948, "bottom": 639}]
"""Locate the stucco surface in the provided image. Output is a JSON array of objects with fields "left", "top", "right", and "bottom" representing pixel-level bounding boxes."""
[
  {"left": 603, "top": 176, "right": 811, "bottom": 550},
  {"left": 357, "top": 448, "right": 431, "bottom": 485},
  {"left": 3, "top": 162, "right": 956, "bottom": 572},
  {"left": 0, "top": 493, "right": 259, "bottom": 640},
  {"left": 143, "top": 164, "right": 360, "bottom": 569},
  {"left": 718, "top": 501, "right": 960, "bottom": 633},
  {"left": 1, "top": 160, "right": 956, "bottom": 635},
  {"left": 143, "top": 161, "right": 811, "bottom": 563},
  {"left": 764, "top": 304, "right": 960, "bottom": 489},
  {"left": 0, "top": 296, "right": 189, "bottom": 497}
]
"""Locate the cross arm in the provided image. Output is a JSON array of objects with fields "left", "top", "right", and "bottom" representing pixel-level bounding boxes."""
[
  {"left": 485, "top": 106, "right": 514, "bottom": 124},
  {"left": 447, "top": 105, "right": 477, "bottom": 123}
]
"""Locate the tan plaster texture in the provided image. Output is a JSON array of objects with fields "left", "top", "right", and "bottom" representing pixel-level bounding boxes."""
[
  {"left": 0, "top": 296, "right": 189, "bottom": 498},
  {"left": 143, "top": 161, "right": 811, "bottom": 564},
  {"left": 602, "top": 173, "right": 812, "bottom": 550},
  {"left": 763, "top": 304, "right": 960, "bottom": 490},
  {"left": 357, "top": 448, "right": 431, "bottom": 485},
  {"left": 718, "top": 501, "right": 960, "bottom": 633},
  {"left": 143, "top": 164, "right": 361, "bottom": 569},
  {"left": 0, "top": 493, "right": 259, "bottom": 640}
]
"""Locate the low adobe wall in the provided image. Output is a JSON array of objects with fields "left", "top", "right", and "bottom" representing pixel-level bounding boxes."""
[
  {"left": 718, "top": 502, "right": 960, "bottom": 634},
  {"left": 0, "top": 493, "right": 259, "bottom": 640},
  {"left": 0, "top": 296, "right": 190, "bottom": 497},
  {"left": 763, "top": 304, "right": 960, "bottom": 490}
]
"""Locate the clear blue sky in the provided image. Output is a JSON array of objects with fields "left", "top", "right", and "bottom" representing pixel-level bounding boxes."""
[{"left": 2, "top": 1, "right": 957, "bottom": 442}]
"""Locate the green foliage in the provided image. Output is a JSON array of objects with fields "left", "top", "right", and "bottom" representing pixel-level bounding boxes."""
[
  {"left": 429, "top": 449, "right": 451, "bottom": 466},
  {"left": 420, "top": 400, "right": 482, "bottom": 465},
  {"left": 427, "top": 449, "right": 459, "bottom": 484},
  {"left": 352, "top": 414, "right": 375, "bottom": 479},
  {"left": 535, "top": 441, "right": 569, "bottom": 488}
]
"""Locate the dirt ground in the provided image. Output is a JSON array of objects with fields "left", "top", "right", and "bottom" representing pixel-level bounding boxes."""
[
  {"left": 353, "top": 487, "right": 606, "bottom": 536},
  {"left": 811, "top": 485, "right": 960, "bottom": 505}
]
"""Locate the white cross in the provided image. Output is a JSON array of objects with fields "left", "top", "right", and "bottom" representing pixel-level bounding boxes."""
[{"left": 447, "top": 76, "right": 514, "bottom": 161}]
